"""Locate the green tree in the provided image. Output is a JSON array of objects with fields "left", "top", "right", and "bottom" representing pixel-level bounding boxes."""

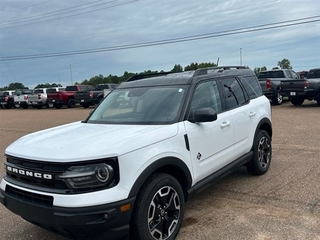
[
  {"left": 171, "top": 64, "right": 183, "bottom": 72},
  {"left": 184, "top": 62, "right": 198, "bottom": 71},
  {"left": 7, "top": 82, "right": 27, "bottom": 90},
  {"left": 253, "top": 66, "right": 267, "bottom": 76},
  {"left": 184, "top": 62, "right": 217, "bottom": 71},
  {"left": 277, "top": 58, "right": 292, "bottom": 69}
]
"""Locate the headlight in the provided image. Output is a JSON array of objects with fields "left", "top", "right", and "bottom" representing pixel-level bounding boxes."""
[{"left": 58, "top": 163, "right": 114, "bottom": 189}]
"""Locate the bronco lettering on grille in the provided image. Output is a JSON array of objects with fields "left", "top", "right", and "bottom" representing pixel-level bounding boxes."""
[{"left": 6, "top": 166, "right": 53, "bottom": 179}]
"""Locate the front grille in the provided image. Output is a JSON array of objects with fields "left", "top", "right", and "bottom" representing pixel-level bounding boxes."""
[
  {"left": 6, "top": 185, "right": 53, "bottom": 207},
  {"left": 5, "top": 155, "right": 119, "bottom": 194},
  {"left": 5, "top": 156, "right": 69, "bottom": 191}
]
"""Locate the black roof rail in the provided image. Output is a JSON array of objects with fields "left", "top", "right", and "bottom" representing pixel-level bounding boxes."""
[
  {"left": 126, "top": 71, "right": 174, "bottom": 82},
  {"left": 193, "top": 66, "right": 248, "bottom": 77}
]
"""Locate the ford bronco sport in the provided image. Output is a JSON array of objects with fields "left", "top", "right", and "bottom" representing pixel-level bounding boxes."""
[{"left": 0, "top": 66, "right": 272, "bottom": 240}]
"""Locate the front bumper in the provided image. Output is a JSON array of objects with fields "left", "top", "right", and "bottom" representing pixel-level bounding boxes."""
[{"left": 0, "top": 185, "right": 135, "bottom": 240}]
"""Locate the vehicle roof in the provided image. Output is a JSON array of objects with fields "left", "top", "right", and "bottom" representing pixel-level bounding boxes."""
[{"left": 118, "top": 66, "right": 255, "bottom": 88}]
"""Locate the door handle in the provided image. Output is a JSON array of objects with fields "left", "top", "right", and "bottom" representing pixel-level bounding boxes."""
[
  {"left": 220, "top": 121, "right": 231, "bottom": 129},
  {"left": 249, "top": 111, "right": 256, "bottom": 117}
]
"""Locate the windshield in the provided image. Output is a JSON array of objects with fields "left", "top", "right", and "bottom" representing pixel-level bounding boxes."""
[{"left": 87, "top": 86, "right": 187, "bottom": 125}]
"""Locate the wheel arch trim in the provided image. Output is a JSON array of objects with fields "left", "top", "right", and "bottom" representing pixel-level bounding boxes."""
[{"left": 128, "top": 157, "right": 192, "bottom": 199}]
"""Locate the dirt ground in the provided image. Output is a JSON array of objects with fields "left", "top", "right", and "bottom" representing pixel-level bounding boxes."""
[{"left": 0, "top": 101, "right": 319, "bottom": 240}]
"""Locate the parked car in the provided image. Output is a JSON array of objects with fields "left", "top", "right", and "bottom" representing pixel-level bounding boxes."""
[
  {"left": 0, "top": 66, "right": 272, "bottom": 240},
  {"left": 0, "top": 90, "right": 15, "bottom": 109},
  {"left": 13, "top": 89, "right": 33, "bottom": 109},
  {"left": 47, "top": 85, "right": 94, "bottom": 109},
  {"left": 75, "top": 83, "right": 118, "bottom": 108},
  {"left": 258, "top": 69, "right": 301, "bottom": 105},
  {"left": 280, "top": 67, "right": 320, "bottom": 106}
]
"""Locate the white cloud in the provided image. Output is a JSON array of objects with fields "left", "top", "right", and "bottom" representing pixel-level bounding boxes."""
[{"left": 0, "top": 0, "right": 319, "bottom": 88}]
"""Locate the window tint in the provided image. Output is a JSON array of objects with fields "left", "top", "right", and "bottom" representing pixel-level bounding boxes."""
[
  {"left": 285, "top": 70, "right": 292, "bottom": 78},
  {"left": 33, "top": 89, "right": 44, "bottom": 94},
  {"left": 65, "top": 86, "right": 78, "bottom": 91},
  {"left": 240, "top": 76, "right": 262, "bottom": 99},
  {"left": 222, "top": 78, "right": 246, "bottom": 110},
  {"left": 190, "top": 80, "right": 222, "bottom": 115},
  {"left": 307, "top": 69, "right": 320, "bottom": 79}
]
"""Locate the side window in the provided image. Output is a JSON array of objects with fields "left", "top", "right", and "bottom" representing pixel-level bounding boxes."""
[
  {"left": 285, "top": 70, "right": 293, "bottom": 78},
  {"left": 290, "top": 70, "right": 299, "bottom": 79},
  {"left": 190, "top": 80, "right": 222, "bottom": 115},
  {"left": 223, "top": 78, "right": 246, "bottom": 110},
  {"left": 240, "top": 76, "right": 262, "bottom": 99}
]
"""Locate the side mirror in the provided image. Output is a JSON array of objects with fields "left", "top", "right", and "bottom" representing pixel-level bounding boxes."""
[{"left": 189, "top": 107, "right": 217, "bottom": 123}]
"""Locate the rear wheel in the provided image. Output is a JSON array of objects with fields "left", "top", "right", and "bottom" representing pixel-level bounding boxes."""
[
  {"left": 67, "top": 99, "right": 75, "bottom": 108},
  {"left": 4, "top": 104, "right": 12, "bottom": 109},
  {"left": 55, "top": 103, "right": 62, "bottom": 109},
  {"left": 21, "top": 104, "right": 29, "bottom": 109},
  {"left": 272, "top": 91, "right": 283, "bottom": 105},
  {"left": 36, "top": 105, "right": 43, "bottom": 109},
  {"left": 290, "top": 97, "right": 304, "bottom": 106},
  {"left": 131, "top": 173, "right": 185, "bottom": 240},
  {"left": 46, "top": 102, "right": 54, "bottom": 108},
  {"left": 316, "top": 93, "right": 320, "bottom": 106},
  {"left": 247, "top": 130, "right": 272, "bottom": 175},
  {"left": 82, "top": 103, "right": 90, "bottom": 108}
]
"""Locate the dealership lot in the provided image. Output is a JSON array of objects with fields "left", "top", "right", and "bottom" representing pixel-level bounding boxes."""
[{"left": 0, "top": 101, "right": 319, "bottom": 240}]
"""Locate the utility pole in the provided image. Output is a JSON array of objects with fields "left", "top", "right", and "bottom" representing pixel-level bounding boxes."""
[
  {"left": 70, "top": 64, "right": 73, "bottom": 85},
  {"left": 240, "top": 48, "right": 242, "bottom": 66}
]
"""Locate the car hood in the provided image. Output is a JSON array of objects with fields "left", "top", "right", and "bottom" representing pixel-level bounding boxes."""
[{"left": 5, "top": 121, "right": 178, "bottom": 162}]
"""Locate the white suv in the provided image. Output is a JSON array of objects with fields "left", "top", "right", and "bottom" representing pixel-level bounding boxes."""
[{"left": 0, "top": 66, "right": 272, "bottom": 240}]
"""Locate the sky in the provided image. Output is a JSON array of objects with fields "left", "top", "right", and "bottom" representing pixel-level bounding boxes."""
[{"left": 0, "top": 0, "right": 319, "bottom": 89}]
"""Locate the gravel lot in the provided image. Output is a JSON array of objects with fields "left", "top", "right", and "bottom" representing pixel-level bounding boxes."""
[{"left": 0, "top": 101, "right": 319, "bottom": 240}]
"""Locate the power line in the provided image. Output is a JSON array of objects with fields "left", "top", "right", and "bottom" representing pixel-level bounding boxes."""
[
  {"left": 0, "top": 0, "right": 138, "bottom": 29},
  {"left": 1, "top": 16, "right": 319, "bottom": 61},
  {"left": 0, "top": 0, "right": 54, "bottom": 14},
  {"left": 0, "top": 0, "right": 278, "bottom": 46},
  {"left": 0, "top": 0, "right": 109, "bottom": 26}
]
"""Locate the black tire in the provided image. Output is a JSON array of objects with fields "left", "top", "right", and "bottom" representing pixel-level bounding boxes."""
[
  {"left": 67, "top": 99, "right": 75, "bottom": 108},
  {"left": 290, "top": 97, "right": 304, "bottom": 106},
  {"left": 46, "top": 102, "right": 54, "bottom": 108},
  {"left": 14, "top": 103, "right": 20, "bottom": 108},
  {"left": 247, "top": 130, "right": 272, "bottom": 175},
  {"left": 272, "top": 91, "right": 283, "bottom": 105},
  {"left": 82, "top": 103, "right": 90, "bottom": 108},
  {"left": 21, "top": 104, "right": 29, "bottom": 109},
  {"left": 97, "top": 97, "right": 103, "bottom": 104},
  {"left": 55, "top": 103, "right": 62, "bottom": 109},
  {"left": 36, "top": 105, "right": 43, "bottom": 109},
  {"left": 4, "top": 104, "right": 12, "bottom": 109},
  {"left": 131, "top": 173, "right": 185, "bottom": 240},
  {"left": 316, "top": 93, "right": 320, "bottom": 106}
]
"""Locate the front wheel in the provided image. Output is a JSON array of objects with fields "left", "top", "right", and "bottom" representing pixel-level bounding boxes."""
[
  {"left": 247, "top": 130, "right": 272, "bottom": 175},
  {"left": 131, "top": 173, "right": 185, "bottom": 240}
]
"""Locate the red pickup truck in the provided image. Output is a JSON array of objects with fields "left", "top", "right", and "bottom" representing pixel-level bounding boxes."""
[{"left": 47, "top": 85, "right": 94, "bottom": 109}]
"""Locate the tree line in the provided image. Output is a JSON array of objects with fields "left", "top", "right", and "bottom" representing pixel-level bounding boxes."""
[{"left": 0, "top": 59, "right": 292, "bottom": 90}]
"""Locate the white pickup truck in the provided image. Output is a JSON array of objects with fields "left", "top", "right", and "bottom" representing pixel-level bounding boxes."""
[
  {"left": 13, "top": 89, "right": 33, "bottom": 109},
  {"left": 28, "top": 87, "right": 64, "bottom": 109}
]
